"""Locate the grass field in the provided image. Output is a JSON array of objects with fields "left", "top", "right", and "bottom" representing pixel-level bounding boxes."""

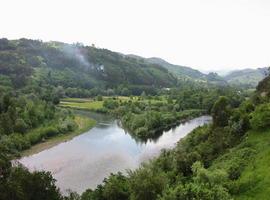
[
  {"left": 210, "top": 128, "right": 270, "bottom": 199},
  {"left": 234, "top": 129, "right": 270, "bottom": 200},
  {"left": 21, "top": 115, "right": 96, "bottom": 157},
  {"left": 60, "top": 100, "right": 104, "bottom": 111},
  {"left": 59, "top": 96, "right": 168, "bottom": 111}
]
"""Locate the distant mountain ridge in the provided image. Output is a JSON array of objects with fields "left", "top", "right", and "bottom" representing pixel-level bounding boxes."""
[
  {"left": 223, "top": 67, "right": 268, "bottom": 87},
  {"left": 146, "top": 57, "right": 206, "bottom": 80},
  {"left": 127, "top": 54, "right": 227, "bottom": 85},
  {"left": 127, "top": 54, "right": 206, "bottom": 80},
  {"left": 128, "top": 54, "right": 268, "bottom": 88}
]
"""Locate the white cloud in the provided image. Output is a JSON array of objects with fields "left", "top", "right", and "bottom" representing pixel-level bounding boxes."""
[{"left": 1, "top": 0, "right": 270, "bottom": 71}]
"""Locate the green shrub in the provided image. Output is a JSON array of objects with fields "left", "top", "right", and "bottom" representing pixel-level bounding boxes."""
[
  {"left": 27, "top": 131, "right": 44, "bottom": 145},
  {"left": 95, "top": 107, "right": 108, "bottom": 113},
  {"left": 0, "top": 134, "right": 31, "bottom": 153},
  {"left": 42, "top": 127, "right": 59, "bottom": 137},
  {"left": 14, "top": 119, "right": 28, "bottom": 134},
  {"left": 103, "top": 99, "right": 119, "bottom": 109},
  {"left": 58, "top": 119, "right": 77, "bottom": 133},
  {"left": 96, "top": 95, "right": 103, "bottom": 101},
  {"left": 250, "top": 103, "right": 270, "bottom": 130}
]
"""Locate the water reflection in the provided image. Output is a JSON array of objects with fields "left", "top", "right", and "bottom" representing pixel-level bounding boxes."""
[{"left": 19, "top": 113, "right": 211, "bottom": 194}]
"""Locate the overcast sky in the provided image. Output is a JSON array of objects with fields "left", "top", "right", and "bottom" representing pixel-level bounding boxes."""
[{"left": 1, "top": 0, "right": 270, "bottom": 71}]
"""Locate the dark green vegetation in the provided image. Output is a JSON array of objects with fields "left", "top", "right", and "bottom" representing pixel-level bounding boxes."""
[
  {"left": 129, "top": 55, "right": 206, "bottom": 80},
  {"left": 128, "top": 55, "right": 228, "bottom": 86},
  {"left": 0, "top": 38, "right": 177, "bottom": 98},
  {"left": 0, "top": 85, "right": 87, "bottom": 158},
  {"left": 0, "top": 38, "right": 97, "bottom": 199},
  {"left": 0, "top": 157, "right": 62, "bottom": 200}
]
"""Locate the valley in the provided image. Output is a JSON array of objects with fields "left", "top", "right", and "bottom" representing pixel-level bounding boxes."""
[{"left": 0, "top": 38, "right": 269, "bottom": 200}]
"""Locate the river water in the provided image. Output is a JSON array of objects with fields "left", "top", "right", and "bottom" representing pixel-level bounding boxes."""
[{"left": 19, "top": 112, "right": 211, "bottom": 194}]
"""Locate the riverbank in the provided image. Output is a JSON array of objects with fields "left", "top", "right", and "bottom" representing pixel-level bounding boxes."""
[
  {"left": 121, "top": 109, "right": 205, "bottom": 140},
  {"left": 21, "top": 115, "right": 96, "bottom": 157},
  {"left": 59, "top": 97, "right": 206, "bottom": 141},
  {"left": 19, "top": 116, "right": 211, "bottom": 194}
]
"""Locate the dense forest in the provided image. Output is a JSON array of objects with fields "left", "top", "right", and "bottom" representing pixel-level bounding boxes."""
[
  {"left": 0, "top": 38, "right": 178, "bottom": 97},
  {"left": 0, "top": 38, "right": 270, "bottom": 200}
]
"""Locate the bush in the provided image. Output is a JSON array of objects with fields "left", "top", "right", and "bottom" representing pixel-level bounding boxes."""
[
  {"left": 42, "top": 127, "right": 59, "bottom": 137},
  {"left": 129, "top": 167, "right": 168, "bottom": 200},
  {"left": 96, "top": 95, "right": 103, "bottom": 101},
  {"left": 14, "top": 118, "right": 28, "bottom": 134},
  {"left": 0, "top": 134, "right": 31, "bottom": 153},
  {"left": 27, "top": 131, "right": 44, "bottom": 145},
  {"left": 103, "top": 99, "right": 119, "bottom": 109},
  {"left": 95, "top": 107, "right": 108, "bottom": 113},
  {"left": 58, "top": 119, "right": 77, "bottom": 133},
  {"left": 212, "top": 96, "right": 231, "bottom": 127},
  {"left": 250, "top": 103, "right": 270, "bottom": 130}
]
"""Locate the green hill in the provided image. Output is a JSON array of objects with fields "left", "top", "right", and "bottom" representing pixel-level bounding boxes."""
[
  {"left": 224, "top": 68, "right": 268, "bottom": 87},
  {"left": 128, "top": 55, "right": 227, "bottom": 85},
  {"left": 127, "top": 54, "right": 207, "bottom": 80},
  {"left": 0, "top": 38, "right": 177, "bottom": 92},
  {"left": 146, "top": 57, "right": 205, "bottom": 80}
]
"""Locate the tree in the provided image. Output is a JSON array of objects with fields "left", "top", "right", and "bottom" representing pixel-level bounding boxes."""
[
  {"left": 121, "top": 88, "right": 131, "bottom": 96},
  {"left": 159, "top": 162, "right": 231, "bottom": 200},
  {"left": 97, "top": 95, "right": 103, "bottom": 101},
  {"left": 212, "top": 96, "right": 231, "bottom": 127},
  {"left": 102, "top": 173, "right": 129, "bottom": 200},
  {"left": 129, "top": 167, "right": 167, "bottom": 200},
  {"left": 0, "top": 160, "right": 62, "bottom": 200},
  {"left": 141, "top": 91, "right": 146, "bottom": 99},
  {"left": 14, "top": 118, "right": 28, "bottom": 134}
]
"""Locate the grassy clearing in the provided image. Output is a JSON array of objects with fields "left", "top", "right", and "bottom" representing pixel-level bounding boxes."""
[
  {"left": 59, "top": 96, "right": 167, "bottom": 111},
  {"left": 61, "top": 98, "right": 93, "bottom": 103},
  {"left": 210, "top": 128, "right": 270, "bottom": 199},
  {"left": 60, "top": 100, "right": 104, "bottom": 111},
  {"left": 21, "top": 115, "right": 96, "bottom": 157},
  {"left": 233, "top": 129, "right": 270, "bottom": 200}
]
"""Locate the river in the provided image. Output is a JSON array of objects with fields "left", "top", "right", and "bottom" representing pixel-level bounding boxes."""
[{"left": 19, "top": 112, "right": 211, "bottom": 194}]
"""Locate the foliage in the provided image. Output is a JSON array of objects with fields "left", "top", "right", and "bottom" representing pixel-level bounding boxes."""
[
  {"left": 159, "top": 162, "right": 231, "bottom": 200},
  {"left": 212, "top": 96, "right": 231, "bottom": 127},
  {"left": 0, "top": 38, "right": 177, "bottom": 94},
  {"left": 0, "top": 155, "right": 62, "bottom": 200},
  {"left": 1, "top": 38, "right": 270, "bottom": 200},
  {"left": 250, "top": 103, "right": 270, "bottom": 130}
]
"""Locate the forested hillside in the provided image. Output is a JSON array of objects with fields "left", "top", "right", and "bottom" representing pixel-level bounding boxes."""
[
  {"left": 127, "top": 54, "right": 205, "bottom": 80},
  {"left": 129, "top": 53, "right": 268, "bottom": 89},
  {"left": 145, "top": 57, "right": 205, "bottom": 80},
  {"left": 127, "top": 55, "right": 227, "bottom": 85},
  {"left": 224, "top": 67, "right": 268, "bottom": 88},
  {"left": 0, "top": 38, "right": 177, "bottom": 97}
]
